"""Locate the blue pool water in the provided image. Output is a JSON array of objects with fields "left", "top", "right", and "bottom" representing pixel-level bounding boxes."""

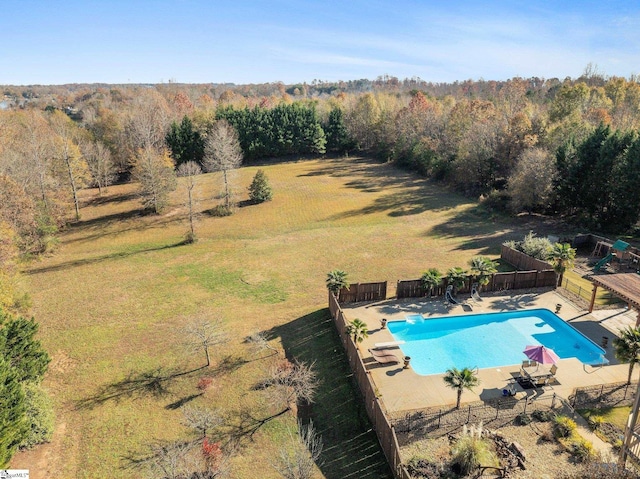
[{"left": 387, "top": 309, "right": 607, "bottom": 376}]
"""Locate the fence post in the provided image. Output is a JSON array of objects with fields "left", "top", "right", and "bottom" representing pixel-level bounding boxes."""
[
  {"left": 438, "top": 410, "right": 441, "bottom": 429},
  {"left": 523, "top": 398, "right": 528, "bottom": 415},
  {"left": 495, "top": 401, "right": 500, "bottom": 420},
  {"left": 551, "top": 393, "right": 556, "bottom": 409},
  {"left": 467, "top": 405, "right": 471, "bottom": 423}
]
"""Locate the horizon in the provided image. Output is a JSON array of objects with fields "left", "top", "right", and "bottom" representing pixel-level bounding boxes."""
[{"left": 2, "top": 1, "right": 639, "bottom": 86}]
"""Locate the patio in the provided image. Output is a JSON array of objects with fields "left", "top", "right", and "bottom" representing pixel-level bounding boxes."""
[{"left": 342, "top": 288, "right": 638, "bottom": 414}]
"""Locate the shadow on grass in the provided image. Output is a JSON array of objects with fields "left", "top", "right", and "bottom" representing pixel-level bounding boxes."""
[
  {"left": 425, "top": 206, "right": 566, "bottom": 256},
  {"left": 266, "top": 309, "right": 393, "bottom": 479},
  {"left": 27, "top": 239, "right": 190, "bottom": 275},
  {"left": 164, "top": 393, "right": 203, "bottom": 410},
  {"left": 82, "top": 191, "right": 140, "bottom": 207},
  {"left": 308, "top": 156, "right": 474, "bottom": 220},
  {"left": 76, "top": 365, "right": 205, "bottom": 410}
]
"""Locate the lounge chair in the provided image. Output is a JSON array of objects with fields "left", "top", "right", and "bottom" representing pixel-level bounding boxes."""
[
  {"left": 445, "top": 285, "right": 459, "bottom": 306},
  {"left": 368, "top": 348, "right": 401, "bottom": 364},
  {"left": 471, "top": 283, "right": 483, "bottom": 302}
]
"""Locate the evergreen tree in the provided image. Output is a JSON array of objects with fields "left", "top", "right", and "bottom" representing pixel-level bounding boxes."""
[
  {"left": 19, "top": 382, "right": 54, "bottom": 449},
  {"left": 216, "top": 103, "right": 326, "bottom": 160},
  {"left": 0, "top": 356, "right": 28, "bottom": 467},
  {"left": 324, "top": 107, "right": 351, "bottom": 152},
  {"left": 165, "top": 116, "right": 205, "bottom": 168},
  {"left": 248, "top": 169, "right": 273, "bottom": 203},
  {"left": 0, "top": 313, "right": 50, "bottom": 383}
]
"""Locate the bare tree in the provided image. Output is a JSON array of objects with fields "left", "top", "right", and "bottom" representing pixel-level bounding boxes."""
[
  {"left": 204, "top": 120, "right": 243, "bottom": 210},
  {"left": 272, "top": 421, "right": 323, "bottom": 479},
  {"left": 125, "top": 88, "right": 171, "bottom": 153},
  {"left": 130, "top": 147, "right": 177, "bottom": 214},
  {"left": 82, "top": 140, "right": 116, "bottom": 195},
  {"left": 177, "top": 161, "right": 202, "bottom": 242},
  {"left": 265, "top": 360, "right": 317, "bottom": 414},
  {"left": 49, "top": 111, "right": 91, "bottom": 220},
  {"left": 508, "top": 147, "right": 557, "bottom": 213},
  {"left": 182, "top": 318, "right": 228, "bottom": 367},
  {"left": 147, "top": 441, "right": 194, "bottom": 479},
  {"left": 245, "top": 331, "right": 279, "bottom": 358},
  {"left": 182, "top": 405, "right": 225, "bottom": 439},
  {"left": 146, "top": 439, "right": 230, "bottom": 479}
]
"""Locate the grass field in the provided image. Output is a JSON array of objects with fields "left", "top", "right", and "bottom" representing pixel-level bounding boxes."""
[{"left": 11, "top": 155, "right": 562, "bottom": 478}]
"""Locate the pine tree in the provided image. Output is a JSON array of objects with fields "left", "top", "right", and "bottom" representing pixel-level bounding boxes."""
[
  {"left": 0, "top": 356, "right": 28, "bottom": 467},
  {"left": 248, "top": 169, "right": 273, "bottom": 203},
  {"left": 165, "top": 116, "right": 205, "bottom": 168},
  {"left": 325, "top": 107, "right": 351, "bottom": 152},
  {"left": 1, "top": 313, "right": 51, "bottom": 383}
]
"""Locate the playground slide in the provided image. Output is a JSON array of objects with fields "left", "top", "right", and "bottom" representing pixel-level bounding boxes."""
[{"left": 594, "top": 253, "right": 614, "bottom": 272}]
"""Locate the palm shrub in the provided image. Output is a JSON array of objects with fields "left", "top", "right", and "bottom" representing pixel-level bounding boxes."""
[
  {"left": 421, "top": 268, "right": 442, "bottom": 297},
  {"left": 443, "top": 367, "right": 480, "bottom": 409},
  {"left": 469, "top": 256, "right": 498, "bottom": 289},
  {"left": 569, "top": 436, "right": 595, "bottom": 462},
  {"left": 345, "top": 319, "right": 368, "bottom": 345},
  {"left": 451, "top": 435, "right": 498, "bottom": 476},
  {"left": 553, "top": 415, "right": 577, "bottom": 438},
  {"left": 547, "top": 242, "right": 576, "bottom": 287},
  {"left": 446, "top": 267, "right": 468, "bottom": 294},
  {"left": 248, "top": 169, "right": 273, "bottom": 203},
  {"left": 326, "top": 270, "right": 349, "bottom": 297},
  {"left": 613, "top": 326, "right": 640, "bottom": 384}
]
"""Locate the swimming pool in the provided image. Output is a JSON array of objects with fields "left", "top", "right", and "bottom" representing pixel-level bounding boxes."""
[{"left": 387, "top": 309, "right": 607, "bottom": 376}]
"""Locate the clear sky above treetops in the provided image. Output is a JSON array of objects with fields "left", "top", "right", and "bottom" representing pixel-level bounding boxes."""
[{"left": 2, "top": 0, "right": 639, "bottom": 85}]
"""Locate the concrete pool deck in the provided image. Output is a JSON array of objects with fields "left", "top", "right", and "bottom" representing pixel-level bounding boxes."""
[{"left": 342, "top": 288, "right": 639, "bottom": 414}]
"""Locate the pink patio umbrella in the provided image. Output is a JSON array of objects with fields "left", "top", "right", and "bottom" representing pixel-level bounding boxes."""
[{"left": 523, "top": 345, "right": 560, "bottom": 364}]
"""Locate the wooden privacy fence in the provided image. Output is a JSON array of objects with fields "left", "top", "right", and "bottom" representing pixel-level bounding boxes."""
[
  {"left": 338, "top": 281, "right": 387, "bottom": 303},
  {"left": 396, "top": 270, "right": 556, "bottom": 300},
  {"left": 501, "top": 244, "right": 553, "bottom": 271},
  {"left": 329, "top": 292, "right": 411, "bottom": 479}
]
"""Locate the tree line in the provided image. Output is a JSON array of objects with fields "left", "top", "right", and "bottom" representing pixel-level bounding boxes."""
[{"left": 3, "top": 71, "right": 640, "bottom": 279}]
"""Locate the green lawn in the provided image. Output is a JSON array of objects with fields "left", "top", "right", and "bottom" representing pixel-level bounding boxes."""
[
  {"left": 578, "top": 406, "right": 631, "bottom": 431},
  {"left": 12, "top": 155, "right": 557, "bottom": 478}
]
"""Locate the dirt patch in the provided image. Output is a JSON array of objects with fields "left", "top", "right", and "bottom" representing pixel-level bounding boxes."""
[
  {"left": 48, "top": 350, "right": 78, "bottom": 374},
  {"left": 11, "top": 420, "right": 80, "bottom": 479},
  {"left": 401, "top": 421, "right": 591, "bottom": 478}
]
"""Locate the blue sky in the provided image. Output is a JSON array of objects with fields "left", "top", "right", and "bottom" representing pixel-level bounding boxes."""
[{"left": 1, "top": 0, "right": 639, "bottom": 85}]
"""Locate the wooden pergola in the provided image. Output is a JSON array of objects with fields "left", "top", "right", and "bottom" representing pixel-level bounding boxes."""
[{"left": 589, "top": 273, "right": 640, "bottom": 325}]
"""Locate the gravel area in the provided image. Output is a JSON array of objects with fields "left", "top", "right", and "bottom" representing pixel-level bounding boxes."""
[{"left": 400, "top": 420, "right": 605, "bottom": 478}]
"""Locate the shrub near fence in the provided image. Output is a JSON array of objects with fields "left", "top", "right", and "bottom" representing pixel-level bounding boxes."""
[{"left": 329, "top": 292, "right": 411, "bottom": 479}]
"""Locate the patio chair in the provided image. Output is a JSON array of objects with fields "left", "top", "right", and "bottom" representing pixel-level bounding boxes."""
[
  {"left": 445, "top": 285, "right": 459, "bottom": 306},
  {"left": 521, "top": 360, "right": 531, "bottom": 368},
  {"left": 471, "top": 283, "right": 483, "bottom": 302},
  {"left": 368, "top": 348, "right": 401, "bottom": 365}
]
